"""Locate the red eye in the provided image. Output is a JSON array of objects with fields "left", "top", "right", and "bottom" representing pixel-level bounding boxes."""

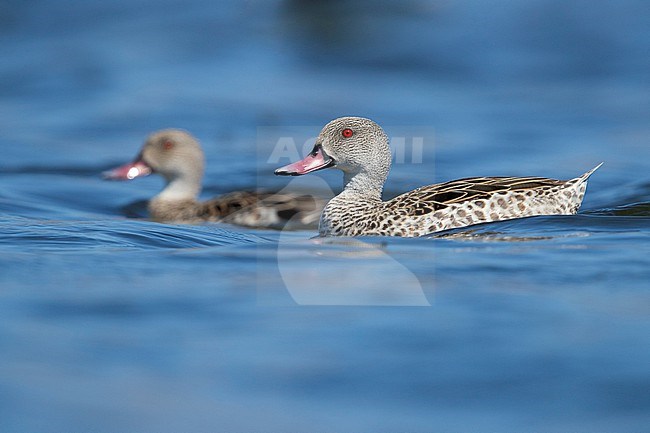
[
  {"left": 342, "top": 128, "right": 354, "bottom": 138},
  {"left": 163, "top": 141, "right": 174, "bottom": 150}
]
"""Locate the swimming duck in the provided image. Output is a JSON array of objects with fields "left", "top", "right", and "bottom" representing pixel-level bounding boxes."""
[
  {"left": 104, "top": 129, "right": 324, "bottom": 229},
  {"left": 275, "top": 116, "right": 601, "bottom": 237}
]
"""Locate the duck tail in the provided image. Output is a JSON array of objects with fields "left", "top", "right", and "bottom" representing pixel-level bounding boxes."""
[{"left": 578, "top": 162, "right": 604, "bottom": 181}]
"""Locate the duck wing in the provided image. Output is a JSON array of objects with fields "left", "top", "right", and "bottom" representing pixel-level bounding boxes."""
[
  {"left": 388, "top": 176, "right": 565, "bottom": 216},
  {"left": 198, "top": 191, "right": 325, "bottom": 229}
]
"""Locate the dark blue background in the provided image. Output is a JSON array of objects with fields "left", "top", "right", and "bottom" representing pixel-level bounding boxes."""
[{"left": 1, "top": 1, "right": 649, "bottom": 432}]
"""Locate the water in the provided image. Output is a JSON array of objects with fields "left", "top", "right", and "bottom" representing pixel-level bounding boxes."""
[{"left": 1, "top": 1, "right": 650, "bottom": 432}]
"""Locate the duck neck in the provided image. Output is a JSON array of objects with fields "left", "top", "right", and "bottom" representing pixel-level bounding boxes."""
[
  {"left": 340, "top": 170, "right": 385, "bottom": 202},
  {"left": 155, "top": 173, "right": 202, "bottom": 202}
]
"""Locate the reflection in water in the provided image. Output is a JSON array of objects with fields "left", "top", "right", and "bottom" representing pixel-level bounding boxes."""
[
  {"left": 596, "top": 201, "right": 650, "bottom": 217},
  {"left": 435, "top": 229, "right": 556, "bottom": 242}
]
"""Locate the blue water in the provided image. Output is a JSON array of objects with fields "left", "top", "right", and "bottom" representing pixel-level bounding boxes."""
[{"left": 1, "top": 1, "right": 650, "bottom": 432}]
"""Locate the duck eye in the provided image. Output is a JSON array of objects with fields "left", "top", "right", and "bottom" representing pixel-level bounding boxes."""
[
  {"left": 163, "top": 141, "right": 174, "bottom": 150},
  {"left": 342, "top": 128, "right": 354, "bottom": 138}
]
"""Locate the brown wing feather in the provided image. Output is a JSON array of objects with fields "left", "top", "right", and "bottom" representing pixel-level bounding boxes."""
[
  {"left": 388, "top": 176, "right": 565, "bottom": 216},
  {"left": 197, "top": 191, "right": 322, "bottom": 223},
  {"left": 195, "top": 191, "right": 263, "bottom": 219}
]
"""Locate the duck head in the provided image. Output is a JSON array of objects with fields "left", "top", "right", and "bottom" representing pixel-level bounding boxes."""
[
  {"left": 103, "top": 129, "right": 205, "bottom": 200},
  {"left": 274, "top": 117, "right": 391, "bottom": 183}
]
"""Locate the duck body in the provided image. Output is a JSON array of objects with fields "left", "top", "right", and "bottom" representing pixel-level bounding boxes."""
[
  {"left": 275, "top": 117, "right": 601, "bottom": 237},
  {"left": 104, "top": 129, "right": 323, "bottom": 229},
  {"left": 318, "top": 170, "right": 599, "bottom": 237},
  {"left": 148, "top": 190, "right": 322, "bottom": 229}
]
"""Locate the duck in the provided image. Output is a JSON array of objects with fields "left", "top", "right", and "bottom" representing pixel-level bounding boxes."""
[
  {"left": 275, "top": 116, "right": 602, "bottom": 237},
  {"left": 104, "top": 129, "right": 324, "bottom": 229}
]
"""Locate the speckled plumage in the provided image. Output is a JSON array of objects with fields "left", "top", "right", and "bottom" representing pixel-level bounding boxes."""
[
  {"left": 105, "top": 129, "right": 324, "bottom": 229},
  {"left": 147, "top": 190, "right": 323, "bottom": 229},
  {"left": 275, "top": 117, "right": 602, "bottom": 237}
]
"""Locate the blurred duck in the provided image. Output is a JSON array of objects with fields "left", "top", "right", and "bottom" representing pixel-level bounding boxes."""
[
  {"left": 276, "top": 116, "right": 602, "bottom": 237},
  {"left": 104, "top": 129, "right": 324, "bottom": 229}
]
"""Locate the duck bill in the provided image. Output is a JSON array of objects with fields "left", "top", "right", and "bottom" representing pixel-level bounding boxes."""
[
  {"left": 274, "top": 146, "right": 334, "bottom": 176},
  {"left": 103, "top": 159, "right": 152, "bottom": 180}
]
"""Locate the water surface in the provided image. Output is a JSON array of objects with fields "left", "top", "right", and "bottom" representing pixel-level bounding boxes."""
[{"left": 1, "top": 1, "right": 649, "bottom": 432}]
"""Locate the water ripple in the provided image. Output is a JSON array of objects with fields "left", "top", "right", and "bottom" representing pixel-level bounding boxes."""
[{"left": 0, "top": 215, "right": 262, "bottom": 252}]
